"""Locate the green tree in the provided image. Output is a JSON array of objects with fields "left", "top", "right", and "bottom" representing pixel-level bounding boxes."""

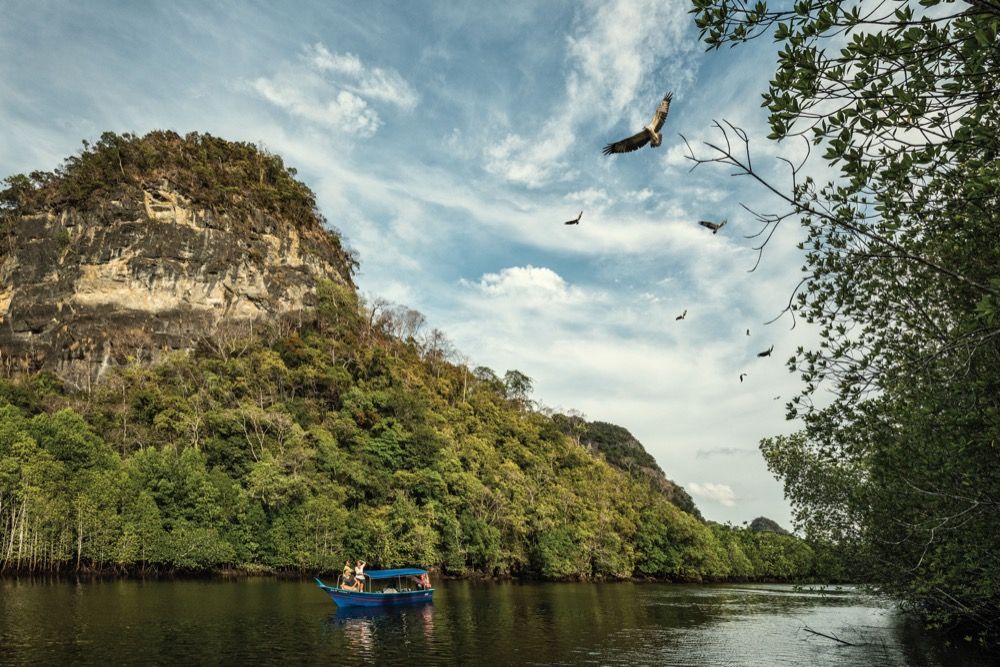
[
  {"left": 502, "top": 370, "right": 533, "bottom": 408},
  {"left": 692, "top": 0, "right": 1000, "bottom": 643}
]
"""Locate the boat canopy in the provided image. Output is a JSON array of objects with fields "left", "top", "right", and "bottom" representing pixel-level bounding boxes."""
[{"left": 364, "top": 568, "right": 427, "bottom": 580}]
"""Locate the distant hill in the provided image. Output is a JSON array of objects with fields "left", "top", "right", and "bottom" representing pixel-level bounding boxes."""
[
  {"left": 749, "top": 517, "right": 790, "bottom": 535},
  {"left": 553, "top": 418, "right": 701, "bottom": 519}
]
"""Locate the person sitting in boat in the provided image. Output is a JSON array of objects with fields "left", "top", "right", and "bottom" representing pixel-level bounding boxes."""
[
  {"left": 341, "top": 560, "right": 358, "bottom": 591},
  {"left": 412, "top": 573, "right": 431, "bottom": 590},
  {"left": 354, "top": 560, "right": 367, "bottom": 590}
]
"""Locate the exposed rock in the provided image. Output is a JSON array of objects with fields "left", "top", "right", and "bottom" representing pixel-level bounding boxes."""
[{"left": 0, "top": 177, "right": 353, "bottom": 389}]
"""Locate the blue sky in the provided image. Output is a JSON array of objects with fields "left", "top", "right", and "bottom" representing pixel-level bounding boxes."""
[{"left": 1, "top": 0, "right": 824, "bottom": 527}]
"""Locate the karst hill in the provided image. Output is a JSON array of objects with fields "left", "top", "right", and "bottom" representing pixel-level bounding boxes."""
[
  {"left": 0, "top": 133, "right": 828, "bottom": 581},
  {"left": 0, "top": 131, "right": 354, "bottom": 389}
]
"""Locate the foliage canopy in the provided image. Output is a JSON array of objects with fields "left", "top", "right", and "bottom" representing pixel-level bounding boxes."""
[
  {"left": 0, "top": 280, "right": 828, "bottom": 583},
  {"left": 692, "top": 0, "right": 1000, "bottom": 644}
]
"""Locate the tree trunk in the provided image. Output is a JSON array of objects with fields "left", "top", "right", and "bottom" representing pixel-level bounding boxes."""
[{"left": 76, "top": 509, "right": 83, "bottom": 572}]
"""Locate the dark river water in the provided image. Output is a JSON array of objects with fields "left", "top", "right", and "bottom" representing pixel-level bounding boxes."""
[{"left": 0, "top": 578, "right": 991, "bottom": 666}]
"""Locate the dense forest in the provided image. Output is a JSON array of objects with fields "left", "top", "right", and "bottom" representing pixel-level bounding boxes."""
[
  {"left": 694, "top": 0, "right": 999, "bottom": 647},
  {"left": 0, "top": 285, "right": 826, "bottom": 581},
  {"left": 0, "top": 134, "right": 833, "bottom": 583}
]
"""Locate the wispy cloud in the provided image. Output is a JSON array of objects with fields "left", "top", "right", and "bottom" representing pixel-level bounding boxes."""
[
  {"left": 251, "top": 77, "right": 380, "bottom": 136},
  {"left": 696, "top": 447, "right": 758, "bottom": 460},
  {"left": 564, "top": 187, "right": 612, "bottom": 209},
  {"left": 688, "top": 482, "right": 737, "bottom": 507},
  {"left": 249, "top": 43, "right": 416, "bottom": 137},
  {"left": 484, "top": 132, "right": 572, "bottom": 189},
  {"left": 304, "top": 44, "right": 418, "bottom": 110}
]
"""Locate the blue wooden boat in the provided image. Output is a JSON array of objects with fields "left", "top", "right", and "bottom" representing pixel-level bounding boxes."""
[{"left": 315, "top": 568, "right": 434, "bottom": 608}]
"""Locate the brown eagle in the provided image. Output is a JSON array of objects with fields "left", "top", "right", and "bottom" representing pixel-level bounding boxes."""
[
  {"left": 602, "top": 92, "right": 673, "bottom": 155},
  {"left": 699, "top": 219, "right": 727, "bottom": 234}
]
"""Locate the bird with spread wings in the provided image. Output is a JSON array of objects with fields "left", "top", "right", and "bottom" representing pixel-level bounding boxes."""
[
  {"left": 602, "top": 92, "right": 673, "bottom": 155},
  {"left": 698, "top": 219, "right": 727, "bottom": 234}
]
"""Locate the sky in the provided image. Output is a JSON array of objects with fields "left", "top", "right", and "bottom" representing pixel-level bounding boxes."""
[{"left": 0, "top": 0, "right": 829, "bottom": 528}]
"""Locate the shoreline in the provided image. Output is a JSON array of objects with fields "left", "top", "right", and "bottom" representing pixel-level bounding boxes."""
[{"left": 0, "top": 568, "right": 852, "bottom": 587}]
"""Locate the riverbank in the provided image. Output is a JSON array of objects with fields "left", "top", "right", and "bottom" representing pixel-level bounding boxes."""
[{"left": 0, "top": 565, "right": 855, "bottom": 587}]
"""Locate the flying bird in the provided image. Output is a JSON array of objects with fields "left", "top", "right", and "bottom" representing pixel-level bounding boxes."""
[
  {"left": 746, "top": 328, "right": 750, "bottom": 336},
  {"left": 564, "top": 211, "right": 583, "bottom": 225},
  {"left": 675, "top": 309, "right": 687, "bottom": 321},
  {"left": 602, "top": 92, "right": 673, "bottom": 155},
  {"left": 739, "top": 372, "right": 748, "bottom": 383},
  {"left": 773, "top": 395, "right": 781, "bottom": 400},
  {"left": 757, "top": 345, "right": 774, "bottom": 358},
  {"left": 699, "top": 219, "right": 728, "bottom": 234}
]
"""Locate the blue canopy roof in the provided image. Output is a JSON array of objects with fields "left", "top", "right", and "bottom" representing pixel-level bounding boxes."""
[{"left": 364, "top": 568, "right": 427, "bottom": 580}]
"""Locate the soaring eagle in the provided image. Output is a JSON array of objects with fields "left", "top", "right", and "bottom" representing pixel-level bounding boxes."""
[
  {"left": 602, "top": 92, "right": 673, "bottom": 155},
  {"left": 675, "top": 309, "right": 687, "bottom": 321},
  {"left": 699, "top": 219, "right": 727, "bottom": 234},
  {"left": 757, "top": 345, "right": 774, "bottom": 358},
  {"left": 564, "top": 211, "right": 583, "bottom": 225}
]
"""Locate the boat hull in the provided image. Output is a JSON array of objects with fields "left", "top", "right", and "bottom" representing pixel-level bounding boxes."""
[{"left": 315, "top": 579, "right": 434, "bottom": 608}]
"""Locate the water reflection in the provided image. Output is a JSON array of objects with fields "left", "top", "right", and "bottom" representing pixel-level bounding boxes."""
[
  {"left": 421, "top": 601, "right": 435, "bottom": 642},
  {"left": 0, "top": 579, "right": 993, "bottom": 666}
]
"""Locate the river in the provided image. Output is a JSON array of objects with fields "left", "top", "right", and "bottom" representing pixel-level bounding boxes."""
[{"left": 0, "top": 578, "right": 991, "bottom": 665}]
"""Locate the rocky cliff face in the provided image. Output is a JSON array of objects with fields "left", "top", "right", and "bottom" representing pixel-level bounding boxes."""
[{"left": 0, "top": 179, "right": 352, "bottom": 389}]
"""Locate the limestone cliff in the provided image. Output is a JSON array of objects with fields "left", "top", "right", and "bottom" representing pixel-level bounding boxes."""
[{"left": 0, "top": 131, "right": 355, "bottom": 388}]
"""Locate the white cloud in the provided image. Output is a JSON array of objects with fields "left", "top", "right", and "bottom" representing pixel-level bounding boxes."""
[
  {"left": 625, "top": 188, "right": 654, "bottom": 203},
  {"left": 484, "top": 131, "right": 573, "bottom": 189},
  {"left": 564, "top": 187, "right": 612, "bottom": 208},
  {"left": 688, "top": 482, "right": 737, "bottom": 507},
  {"left": 304, "top": 43, "right": 418, "bottom": 110},
  {"left": 464, "top": 265, "right": 587, "bottom": 306},
  {"left": 696, "top": 447, "right": 757, "bottom": 460},
  {"left": 249, "top": 43, "right": 416, "bottom": 137},
  {"left": 250, "top": 76, "right": 381, "bottom": 136},
  {"left": 663, "top": 140, "right": 692, "bottom": 168}
]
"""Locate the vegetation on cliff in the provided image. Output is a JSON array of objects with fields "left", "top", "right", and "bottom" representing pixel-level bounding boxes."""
[
  {"left": 0, "top": 281, "right": 826, "bottom": 581},
  {"left": 553, "top": 418, "right": 701, "bottom": 519}
]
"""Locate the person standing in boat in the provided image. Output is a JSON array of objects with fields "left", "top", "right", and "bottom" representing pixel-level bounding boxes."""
[{"left": 354, "top": 560, "right": 367, "bottom": 591}]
